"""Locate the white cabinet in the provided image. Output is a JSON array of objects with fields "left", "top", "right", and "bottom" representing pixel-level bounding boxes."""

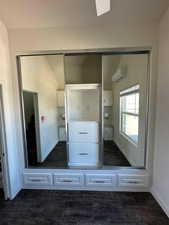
[
  {"left": 86, "top": 174, "right": 117, "bottom": 187},
  {"left": 68, "top": 121, "right": 99, "bottom": 167},
  {"left": 103, "top": 90, "right": 112, "bottom": 106},
  {"left": 68, "top": 143, "right": 99, "bottom": 167},
  {"left": 118, "top": 174, "right": 149, "bottom": 188},
  {"left": 69, "top": 121, "right": 99, "bottom": 143},
  {"left": 57, "top": 91, "right": 65, "bottom": 107},
  {"left": 23, "top": 171, "right": 149, "bottom": 191},
  {"left": 23, "top": 173, "right": 53, "bottom": 186},
  {"left": 66, "top": 84, "right": 100, "bottom": 168},
  {"left": 53, "top": 173, "right": 84, "bottom": 186}
]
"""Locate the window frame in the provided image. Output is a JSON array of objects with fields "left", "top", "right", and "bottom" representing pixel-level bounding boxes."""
[{"left": 119, "top": 84, "right": 140, "bottom": 145}]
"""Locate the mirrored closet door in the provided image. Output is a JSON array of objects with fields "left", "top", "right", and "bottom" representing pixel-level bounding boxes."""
[
  {"left": 21, "top": 55, "right": 67, "bottom": 168},
  {"left": 102, "top": 53, "right": 149, "bottom": 168},
  {"left": 65, "top": 54, "right": 102, "bottom": 168},
  {"left": 19, "top": 51, "right": 149, "bottom": 169}
]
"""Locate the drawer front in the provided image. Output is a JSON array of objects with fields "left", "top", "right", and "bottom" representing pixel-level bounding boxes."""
[
  {"left": 69, "top": 143, "right": 99, "bottom": 166},
  {"left": 86, "top": 174, "right": 117, "bottom": 187},
  {"left": 54, "top": 173, "right": 84, "bottom": 186},
  {"left": 23, "top": 173, "right": 53, "bottom": 186},
  {"left": 69, "top": 122, "right": 99, "bottom": 142},
  {"left": 118, "top": 174, "right": 148, "bottom": 187}
]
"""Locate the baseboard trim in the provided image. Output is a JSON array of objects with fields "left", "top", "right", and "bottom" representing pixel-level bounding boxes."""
[{"left": 151, "top": 187, "right": 169, "bottom": 218}]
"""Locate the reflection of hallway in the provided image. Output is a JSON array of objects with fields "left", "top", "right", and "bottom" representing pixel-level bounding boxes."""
[
  {"left": 104, "top": 141, "right": 131, "bottom": 167},
  {"left": 33, "top": 142, "right": 67, "bottom": 169}
]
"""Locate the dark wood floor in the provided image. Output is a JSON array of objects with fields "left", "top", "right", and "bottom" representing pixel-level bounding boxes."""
[
  {"left": 0, "top": 189, "right": 168, "bottom": 225},
  {"left": 36, "top": 142, "right": 68, "bottom": 168},
  {"left": 103, "top": 141, "right": 130, "bottom": 166},
  {"left": 31, "top": 141, "right": 130, "bottom": 168}
]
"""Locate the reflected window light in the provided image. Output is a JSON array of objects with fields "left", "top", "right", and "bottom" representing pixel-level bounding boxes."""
[{"left": 120, "top": 84, "right": 140, "bottom": 145}]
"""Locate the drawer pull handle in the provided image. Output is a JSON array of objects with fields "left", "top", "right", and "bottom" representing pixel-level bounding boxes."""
[
  {"left": 62, "top": 180, "right": 73, "bottom": 183},
  {"left": 94, "top": 180, "right": 105, "bottom": 183},
  {"left": 30, "top": 179, "right": 42, "bottom": 182},
  {"left": 79, "top": 132, "right": 88, "bottom": 135},
  {"left": 127, "top": 181, "right": 140, "bottom": 184},
  {"left": 79, "top": 153, "right": 88, "bottom": 155}
]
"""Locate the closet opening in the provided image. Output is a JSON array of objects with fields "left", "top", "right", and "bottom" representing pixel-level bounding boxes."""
[{"left": 18, "top": 49, "right": 150, "bottom": 170}]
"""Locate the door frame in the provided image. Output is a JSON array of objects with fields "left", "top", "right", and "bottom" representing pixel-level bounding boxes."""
[
  {"left": 0, "top": 85, "right": 11, "bottom": 199},
  {"left": 16, "top": 48, "right": 151, "bottom": 170},
  {"left": 23, "top": 90, "right": 41, "bottom": 164}
]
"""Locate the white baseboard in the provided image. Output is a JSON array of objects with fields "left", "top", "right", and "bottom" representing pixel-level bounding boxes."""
[{"left": 151, "top": 187, "right": 169, "bottom": 218}]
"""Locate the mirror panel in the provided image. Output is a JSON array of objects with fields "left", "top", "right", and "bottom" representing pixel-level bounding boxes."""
[
  {"left": 102, "top": 53, "right": 149, "bottom": 167},
  {"left": 21, "top": 55, "right": 67, "bottom": 168}
]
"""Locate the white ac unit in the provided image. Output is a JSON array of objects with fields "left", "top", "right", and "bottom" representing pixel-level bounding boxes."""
[{"left": 112, "top": 66, "right": 127, "bottom": 82}]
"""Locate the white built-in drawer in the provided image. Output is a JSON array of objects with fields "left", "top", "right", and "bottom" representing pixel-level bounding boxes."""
[
  {"left": 69, "top": 121, "right": 99, "bottom": 143},
  {"left": 53, "top": 173, "right": 84, "bottom": 186},
  {"left": 68, "top": 143, "right": 99, "bottom": 167},
  {"left": 118, "top": 174, "right": 149, "bottom": 188},
  {"left": 23, "top": 173, "right": 53, "bottom": 186},
  {"left": 86, "top": 174, "right": 117, "bottom": 187}
]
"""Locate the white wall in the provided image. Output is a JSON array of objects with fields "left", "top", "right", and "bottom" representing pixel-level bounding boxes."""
[
  {"left": 9, "top": 23, "right": 157, "bottom": 51},
  {"left": 103, "top": 55, "right": 121, "bottom": 90},
  {"left": 82, "top": 55, "right": 101, "bottom": 84},
  {"left": 152, "top": 7, "right": 169, "bottom": 217},
  {"left": 0, "top": 20, "right": 22, "bottom": 198},
  {"left": 65, "top": 56, "right": 84, "bottom": 84},
  {"left": 64, "top": 55, "right": 101, "bottom": 84},
  {"left": 21, "top": 56, "right": 59, "bottom": 162},
  {"left": 46, "top": 55, "right": 65, "bottom": 90}
]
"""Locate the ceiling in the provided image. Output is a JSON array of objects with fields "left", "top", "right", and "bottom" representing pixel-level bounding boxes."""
[{"left": 0, "top": 0, "right": 168, "bottom": 29}]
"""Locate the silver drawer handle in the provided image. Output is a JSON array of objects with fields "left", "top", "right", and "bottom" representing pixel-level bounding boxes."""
[
  {"left": 79, "top": 153, "right": 88, "bottom": 155},
  {"left": 94, "top": 180, "right": 105, "bottom": 183},
  {"left": 79, "top": 132, "right": 88, "bottom": 134},
  {"left": 62, "top": 180, "right": 73, "bottom": 183},
  {"left": 30, "top": 179, "right": 42, "bottom": 182},
  {"left": 127, "top": 181, "right": 140, "bottom": 184}
]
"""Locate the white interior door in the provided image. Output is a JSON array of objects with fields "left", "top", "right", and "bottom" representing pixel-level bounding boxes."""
[{"left": 0, "top": 86, "right": 11, "bottom": 199}]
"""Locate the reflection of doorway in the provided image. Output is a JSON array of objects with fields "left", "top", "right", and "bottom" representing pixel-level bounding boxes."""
[
  {"left": 23, "top": 91, "right": 40, "bottom": 166},
  {"left": 0, "top": 85, "right": 10, "bottom": 199}
]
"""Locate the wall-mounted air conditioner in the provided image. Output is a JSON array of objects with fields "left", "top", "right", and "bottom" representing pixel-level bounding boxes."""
[{"left": 112, "top": 66, "right": 127, "bottom": 82}]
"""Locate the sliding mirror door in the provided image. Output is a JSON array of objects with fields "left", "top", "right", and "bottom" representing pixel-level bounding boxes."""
[
  {"left": 102, "top": 53, "right": 149, "bottom": 168},
  {"left": 20, "top": 55, "right": 67, "bottom": 168},
  {"left": 64, "top": 54, "right": 102, "bottom": 168}
]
